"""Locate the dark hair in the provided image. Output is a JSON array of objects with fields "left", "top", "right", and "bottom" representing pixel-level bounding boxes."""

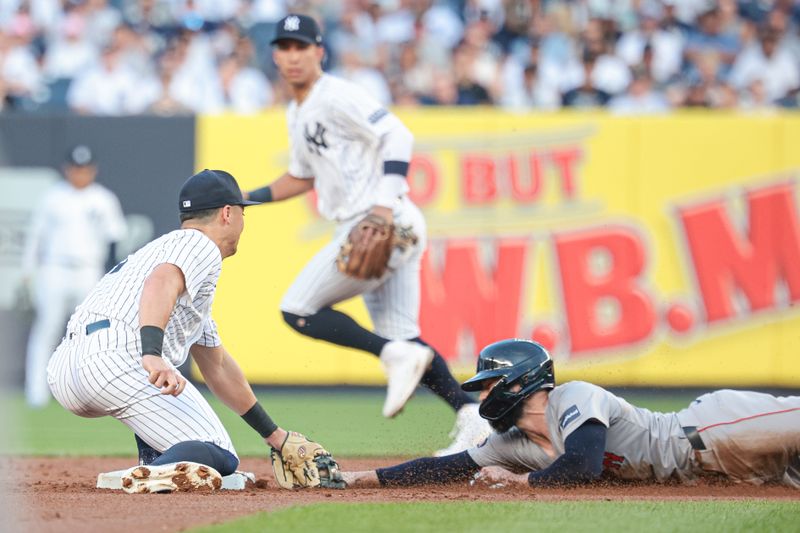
[{"left": 180, "top": 207, "right": 220, "bottom": 223}]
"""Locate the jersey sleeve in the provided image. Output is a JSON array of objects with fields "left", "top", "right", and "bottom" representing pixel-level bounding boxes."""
[
  {"left": 161, "top": 231, "right": 222, "bottom": 300},
  {"left": 195, "top": 316, "right": 221, "bottom": 347},
  {"left": 330, "top": 81, "right": 413, "bottom": 206},
  {"left": 552, "top": 382, "right": 613, "bottom": 441},
  {"left": 287, "top": 109, "right": 314, "bottom": 179},
  {"left": 467, "top": 429, "right": 552, "bottom": 473},
  {"left": 330, "top": 82, "right": 404, "bottom": 145}
]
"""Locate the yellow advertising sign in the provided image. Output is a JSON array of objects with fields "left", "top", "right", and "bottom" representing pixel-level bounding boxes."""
[{"left": 198, "top": 110, "right": 800, "bottom": 387}]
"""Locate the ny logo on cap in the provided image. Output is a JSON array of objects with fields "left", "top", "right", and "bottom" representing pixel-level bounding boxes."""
[{"left": 284, "top": 15, "right": 300, "bottom": 31}]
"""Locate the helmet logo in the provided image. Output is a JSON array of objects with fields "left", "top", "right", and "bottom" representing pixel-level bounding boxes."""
[{"left": 284, "top": 15, "right": 300, "bottom": 31}]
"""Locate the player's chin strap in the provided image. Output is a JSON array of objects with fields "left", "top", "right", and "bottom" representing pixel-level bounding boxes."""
[{"left": 488, "top": 395, "right": 550, "bottom": 433}]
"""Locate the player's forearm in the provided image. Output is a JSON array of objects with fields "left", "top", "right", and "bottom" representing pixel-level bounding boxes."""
[
  {"left": 215, "top": 368, "right": 283, "bottom": 449},
  {"left": 374, "top": 118, "right": 413, "bottom": 208},
  {"left": 192, "top": 345, "right": 284, "bottom": 446},
  {"left": 247, "top": 173, "right": 314, "bottom": 203},
  {"left": 527, "top": 422, "right": 606, "bottom": 486},
  {"left": 375, "top": 451, "right": 480, "bottom": 486},
  {"left": 201, "top": 348, "right": 259, "bottom": 415}
]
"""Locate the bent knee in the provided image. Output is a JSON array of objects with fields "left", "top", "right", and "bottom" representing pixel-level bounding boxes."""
[{"left": 218, "top": 448, "right": 239, "bottom": 476}]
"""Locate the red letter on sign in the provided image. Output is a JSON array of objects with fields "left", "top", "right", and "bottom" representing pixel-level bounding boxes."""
[
  {"left": 508, "top": 153, "right": 543, "bottom": 203},
  {"left": 420, "top": 239, "right": 528, "bottom": 358},
  {"left": 407, "top": 154, "right": 439, "bottom": 207},
  {"left": 679, "top": 182, "right": 800, "bottom": 323},
  {"left": 462, "top": 155, "right": 497, "bottom": 204},
  {"left": 555, "top": 226, "right": 655, "bottom": 354},
  {"left": 549, "top": 147, "right": 582, "bottom": 199}
]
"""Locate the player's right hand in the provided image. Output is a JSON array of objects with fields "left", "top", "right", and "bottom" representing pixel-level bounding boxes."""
[
  {"left": 471, "top": 466, "right": 529, "bottom": 489},
  {"left": 142, "top": 354, "right": 186, "bottom": 396}
]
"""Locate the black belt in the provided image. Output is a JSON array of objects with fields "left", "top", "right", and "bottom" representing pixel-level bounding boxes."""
[
  {"left": 682, "top": 426, "right": 707, "bottom": 450},
  {"left": 85, "top": 319, "right": 111, "bottom": 335}
]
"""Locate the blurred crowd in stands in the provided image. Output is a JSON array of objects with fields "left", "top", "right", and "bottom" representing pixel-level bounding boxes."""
[{"left": 1, "top": 0, "right": 799, "bottom": 115}]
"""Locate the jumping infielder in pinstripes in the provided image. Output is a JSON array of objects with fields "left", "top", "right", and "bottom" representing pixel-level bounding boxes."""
[
  {"left": 342, "top": 339, "right": 800, "bottom": 490},
  {"left": 47, "top": 169, "right": 316, "bottom": 493},
  {"left": 246, "top": 14, "right": 490, "bottom": 455}
]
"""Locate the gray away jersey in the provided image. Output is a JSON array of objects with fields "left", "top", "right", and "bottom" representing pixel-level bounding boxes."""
[
  {"left": 70, "top": 229, "right": 222, "bottom": 366},
  {"left": 287, "top": 73, "right": 410, "bottom": 221},
  {"left": 469, "top": 381, "right": 694, "bottom": 482}
]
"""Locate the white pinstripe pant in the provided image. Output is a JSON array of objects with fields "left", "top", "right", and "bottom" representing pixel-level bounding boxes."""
[
  {"left": 280, "top": 197, "right": 427, "bottom": 341},
  {"left": 46, "top": 318, "right": 236, "bottom": 457}
]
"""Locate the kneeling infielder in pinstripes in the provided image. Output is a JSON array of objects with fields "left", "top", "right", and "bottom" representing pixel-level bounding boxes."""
[{"left": 47, "top": 169, "right": 320, "bottom": 493}]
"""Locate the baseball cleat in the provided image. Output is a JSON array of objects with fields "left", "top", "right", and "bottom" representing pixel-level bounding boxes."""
[
  {"left": 120, "top": 462, "right": 222, "bottom": 494},
  {"left": 434, "top": 403, "right": 493, "bottom": 457},
  {"left": 380, "top": 340, "right": 434, "bottom": 418}
]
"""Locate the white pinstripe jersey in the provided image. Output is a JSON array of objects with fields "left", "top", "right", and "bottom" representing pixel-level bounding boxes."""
[
  {"left": 287, "top": 73, "right": 409, "bottom": 221},
  {"left": 72, "top": 229, "right": 222, "bottom": 366}
]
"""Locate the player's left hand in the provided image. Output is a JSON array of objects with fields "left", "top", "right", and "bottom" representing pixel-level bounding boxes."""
[
  {"left": 142, "top": 354, "right": 186, "bottom": 396},
  {"left": 471, "top": 466, "right": 529, "bottom": 489}
]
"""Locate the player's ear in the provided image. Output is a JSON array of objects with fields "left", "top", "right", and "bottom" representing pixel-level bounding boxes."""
[{"left": 220, "top": 205, "right": 232, "bottom": 223}]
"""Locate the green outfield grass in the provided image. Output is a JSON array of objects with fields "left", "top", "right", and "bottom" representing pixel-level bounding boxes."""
[
  {"left": 192, "top": 501, "right": 799, "bottom": 533},
  {"left": 2, "top": 389, "right": 695, "bottom": 457}
]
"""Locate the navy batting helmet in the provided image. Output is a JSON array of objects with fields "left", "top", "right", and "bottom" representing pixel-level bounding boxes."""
[{"left": 462, "top": 339, "right": 555, "bottom": 427}]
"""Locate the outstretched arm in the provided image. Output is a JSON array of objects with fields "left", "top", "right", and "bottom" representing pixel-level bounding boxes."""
[
  {"left": 526, "top": 421, "right": 606, "bottom": 485},
  {"left": 474, "top": 421, "right": 607, "bottom": 488},
  {"left": 191, "top": 343, "right": 287, "bottom": 449},
  {"left": 246, "top": 172, "right": 314, "bottom": 203},
  {"left": 342, "top": 451, "right": 481, "bottom": 488}
]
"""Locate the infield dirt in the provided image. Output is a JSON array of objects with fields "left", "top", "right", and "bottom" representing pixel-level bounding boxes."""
[{"left": 5, "top": 456, "right": 799, "bottom": 533}]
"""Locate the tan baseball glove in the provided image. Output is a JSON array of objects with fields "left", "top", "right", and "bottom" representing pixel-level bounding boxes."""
[
  {"left": 336, "top": 214, "right": 418, "bottom": 280},
  {"left": 270, "top": 432, "right": 342, "bottom": 489}
]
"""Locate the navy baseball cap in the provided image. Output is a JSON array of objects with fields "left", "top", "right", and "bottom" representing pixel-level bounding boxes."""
[
  {"left": 179, "top": 169, "right": 259, "bottom": 213},
  {"left": 66, "top": 144, "right": 95, "bottom": 166},
  {"left": 270, "top": 14, "right": 322, "bottom": 46}
]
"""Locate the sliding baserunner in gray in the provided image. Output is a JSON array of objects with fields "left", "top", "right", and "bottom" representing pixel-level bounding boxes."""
[{"left": 341, "top": 339, "right": 800, "bottom": 489}]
